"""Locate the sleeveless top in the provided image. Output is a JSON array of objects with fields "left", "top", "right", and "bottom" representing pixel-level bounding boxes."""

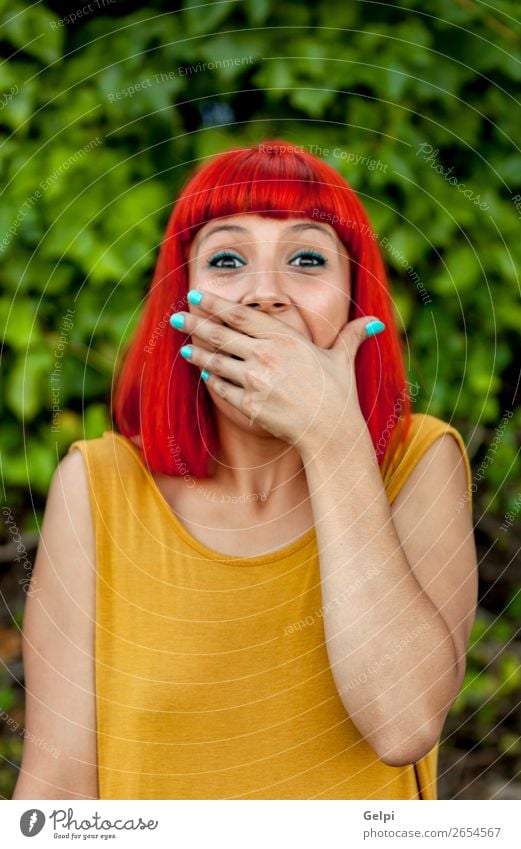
[{"left": 68, "top": 412, "right": 472, "bottom": 800}]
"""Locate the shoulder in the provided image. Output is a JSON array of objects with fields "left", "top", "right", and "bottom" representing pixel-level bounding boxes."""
[
  {"left": 400, "top": 412, "right": 467, "bottom": 451},
  {"left": 66, "top": 430, "right": 120, "bottom": 457},
  {"left": 51, "top": 446, "right": 90, "bottom": 508},
  {"left": 53, "top": 431, "right": 130, "bottom": 547},
  {"left": 64, "top": 431, "right": 148, "bottom": 522},
  {"left": 384, "top": 413, "right": 472, "bottom": 509},
  {"left": 66, "top": 430, "right": 140, "bottom": 471},
  {"left": 47, "top": 445, "right": 96, "bottom": 559},
  {"left": 67, "top": 430, "right": 142, "bottom": 451},
  {"left": 409, "top": 413, "right": 472, "bottom": 501}
]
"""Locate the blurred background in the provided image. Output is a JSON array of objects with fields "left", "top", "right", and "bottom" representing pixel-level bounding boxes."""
[{"left": 0, "top": 0, "right": 520, "bottom": 800}]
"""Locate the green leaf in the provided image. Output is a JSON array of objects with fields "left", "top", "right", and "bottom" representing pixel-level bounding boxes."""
[
  {"left": 288, "top": 88, "right": 337, "bottom": 118},
  {"left": 252, "top": 59, "right": 296, "bottom": 95},
  {"left": 0, "top": 298, "right": 42, "bottom": 350},
  {"left": 0, "top": 688, "right": 16, "bottom": 712},
  {"left": 84, "top": 403, "right": 111, "bottom": 439},
  {"left": 182, "top": 0, "right": 235, "bottom": 36},
  {"left": 6, "top": 348, "right": 53, "bottom": 420},
  {"left": 244, "top": 0, "right": 271, "bottom": 25},
  {"left": 0, "top": 3, "right": 63, "bottom": 64}
]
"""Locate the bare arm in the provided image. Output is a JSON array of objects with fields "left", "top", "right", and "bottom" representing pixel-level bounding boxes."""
[
  {"left": 300, "top": 418, "right": 478, "bottom": 767},
  {"left": 12, "top": 449, "right": 98, "bottom": 799}
]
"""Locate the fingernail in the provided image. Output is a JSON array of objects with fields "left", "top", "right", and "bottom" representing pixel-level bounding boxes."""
[
  {"left": 187, "top": 290, "right": 203, "bottom": 305},
  {"left": 180, "top": 345, "right": 192, "bottom": 359},
  {"left": 170, "top": 313, "right": 185, "bottom": 329},
  {"left": 201, "top": 370, "right": 209, "bottom": 381},
  {"left": 365, "top": 319, "right": 386, "bottom": 337}
]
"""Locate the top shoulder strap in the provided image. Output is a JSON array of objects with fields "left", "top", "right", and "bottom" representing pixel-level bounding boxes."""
[
  {"left": 383, "top": 413, "right": 473, "bottom": 511},
  {"left": 67, "top": 431, "right": 147, "bottom": 541},
  {"left": 68, "top": 430, "right": 137, "bottom": 488}
]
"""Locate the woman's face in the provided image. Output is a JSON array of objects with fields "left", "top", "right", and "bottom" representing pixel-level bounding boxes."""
[
  {"left": 186, "top": 213, "right": 352, "bottom": 434},
  {"left": 188, "top": 213, "right": 351, "bottom": 345}
]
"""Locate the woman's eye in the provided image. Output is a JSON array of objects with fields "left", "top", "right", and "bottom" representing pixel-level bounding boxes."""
[
  {"left": 207, "top": 250, "right": 327, "bottom": 270},
  {"left": 208, "top": 251, "right": 246, "bottom": 269},
  {"left": 290, "top": 251, "right": 327, "bottom": 268}
]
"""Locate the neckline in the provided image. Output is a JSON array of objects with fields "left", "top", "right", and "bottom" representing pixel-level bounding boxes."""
[{"left": 107, "top": 432, "right": 317, "bottom": 566}]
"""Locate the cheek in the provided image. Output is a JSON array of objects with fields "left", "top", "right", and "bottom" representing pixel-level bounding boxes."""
[{"left": 186, "top": 275, "right": 223, "bottom": 302}]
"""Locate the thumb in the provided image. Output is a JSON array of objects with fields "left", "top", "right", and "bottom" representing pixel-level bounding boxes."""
[{"left": 331, "top": 316, "right": 386, "bottom": 358}]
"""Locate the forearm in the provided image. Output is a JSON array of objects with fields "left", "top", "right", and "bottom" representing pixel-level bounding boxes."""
[{"left": 299, "top": 413, "right": 460, "bottom": 765}]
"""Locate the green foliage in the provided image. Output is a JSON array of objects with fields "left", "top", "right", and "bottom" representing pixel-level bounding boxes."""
[
  {"left": 0, "top": 0, "right": 520, "bottom": 802},
  {"left": 0, "top": 735, "right": 22, "bottom": 800},
  {"left": 0, "top": 1, "right": 518, "bottom": 507},
  {"left": 451, "top": 608, "right": 521, "bottom": 771},
  {"left": 0, "top": 687, "right": 16, "bottom": 713}
]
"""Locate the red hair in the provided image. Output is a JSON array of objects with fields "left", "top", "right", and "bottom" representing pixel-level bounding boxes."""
[{"left": 112, "top": 139, "right": 412, "bottom": 476}]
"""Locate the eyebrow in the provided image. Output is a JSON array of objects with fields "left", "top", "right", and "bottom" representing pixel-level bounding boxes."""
[{"left": 195, "top": 222, "right": 338, "bottom": 250}]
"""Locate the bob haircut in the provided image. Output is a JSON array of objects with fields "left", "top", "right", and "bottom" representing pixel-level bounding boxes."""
[{"left": 112, "top": 139, "right": 412, "bottom": 477}]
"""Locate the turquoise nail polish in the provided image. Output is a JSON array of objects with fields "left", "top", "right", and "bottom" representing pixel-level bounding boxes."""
[
  {"left": 201, "top": 370, "right": 209, "bottom": 381},
  {"left": 180, "top": 345, "right": 192, "bottom": 359},
  {"left": 365, "top": 320, "right": 386, "bottom": 337},
  {"left": 170, "top": 313, "right": 185, "bottom": 329},
  {"left": 187, "top": 290, "right": 203, "bottom": 305}
]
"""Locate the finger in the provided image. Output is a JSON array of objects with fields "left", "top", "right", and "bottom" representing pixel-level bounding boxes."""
[
  {"left": 171, "top": 310, "right": 250, "bottom": 360},
  {"left": 172, "top": 308, "right": 228, "bottom": 356},
  {"left": 203, "top": 370, "right": 245, "bottom": 409},
  {"left": 180, "top": 343, "right": 245, "bottom": 387},
  {"left": 186, "top": 288, "right": 293, "bottom": 341}
]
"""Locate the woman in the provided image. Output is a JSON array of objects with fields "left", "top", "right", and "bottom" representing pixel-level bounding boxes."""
[{"left": 14, "top": 140, "right": 478, "bottom": 800}]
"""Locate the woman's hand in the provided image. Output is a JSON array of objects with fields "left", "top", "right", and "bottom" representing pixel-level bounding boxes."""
[{"left": 170, "top": 289, "right": 385, "bottom": 451}]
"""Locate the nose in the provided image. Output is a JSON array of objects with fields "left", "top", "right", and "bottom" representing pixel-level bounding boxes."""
[{"left": 240, "top": 268, "right": 292, "bottom": 314}]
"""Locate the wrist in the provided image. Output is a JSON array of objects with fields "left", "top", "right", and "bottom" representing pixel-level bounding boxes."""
[{"left": 298, "top": 406, "right": 370, "bottom": 466}]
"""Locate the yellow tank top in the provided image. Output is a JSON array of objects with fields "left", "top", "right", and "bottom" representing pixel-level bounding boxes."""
[{"left": 68, "top": 412, "right": 472, "bottom": 800}]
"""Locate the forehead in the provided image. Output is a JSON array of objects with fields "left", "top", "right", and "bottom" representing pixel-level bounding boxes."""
[{"left": 190, "top": 213, "right": 341, "bottom": 253}]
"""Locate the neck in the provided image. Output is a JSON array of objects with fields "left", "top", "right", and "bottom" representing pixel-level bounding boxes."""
[{"left": 207, "top": 411, "right": 308, "bottom": 506}]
